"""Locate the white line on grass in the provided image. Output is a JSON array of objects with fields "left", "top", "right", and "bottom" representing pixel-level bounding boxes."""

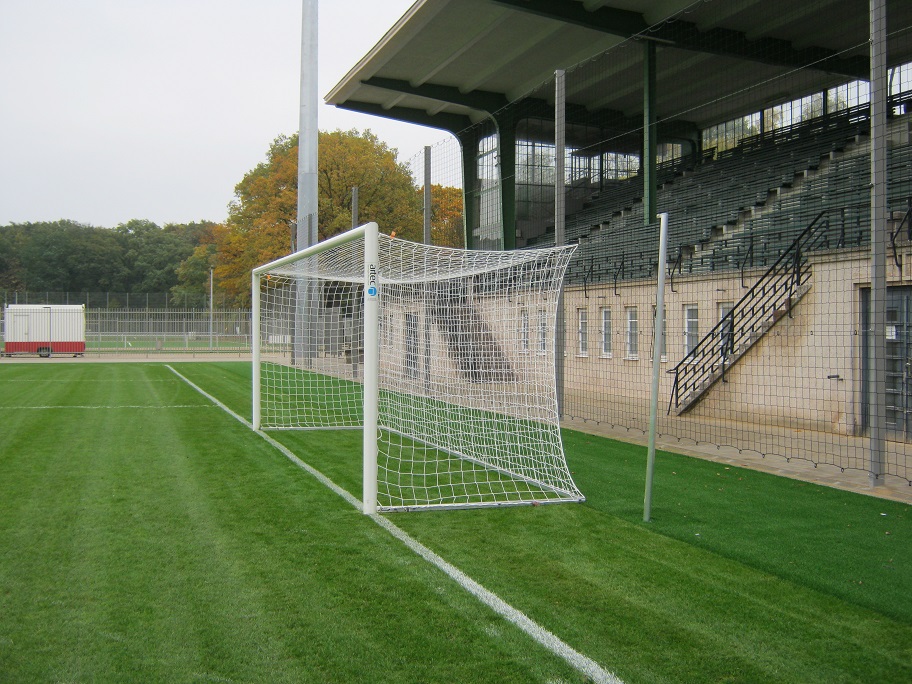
[
  {"left": 5, "top": 404, "right": 213, "bottom": 410},
  {"left": 165, "top": 365, "right": 622, "bottom": 684},
  {"left": 2, "top": 378, "right": 179, "bottom": 383}
]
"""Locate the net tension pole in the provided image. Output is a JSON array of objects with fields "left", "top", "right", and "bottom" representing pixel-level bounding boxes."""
[{"left": 644, "top": 212, "right": 669, "bottom": 522}]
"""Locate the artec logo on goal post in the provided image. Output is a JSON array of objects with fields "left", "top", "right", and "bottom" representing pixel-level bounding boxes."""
[{"left": 367, "top": 263, "right": 379, "bottom": 298}]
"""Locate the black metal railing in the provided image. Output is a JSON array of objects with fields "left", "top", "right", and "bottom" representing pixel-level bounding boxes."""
[
  {"left": 667, "top": 210, "right": 832, "bottom": 414},
  {"left": 890, "top": 199, "right": 912, "bottom": 268}
]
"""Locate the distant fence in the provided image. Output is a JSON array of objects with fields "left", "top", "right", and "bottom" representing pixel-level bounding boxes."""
[
  {"left": 1, "top": 291, "right": 234, "bottom": 309},
  {"left": 1, "top": 307, "right": 252, "bottom": 354}
]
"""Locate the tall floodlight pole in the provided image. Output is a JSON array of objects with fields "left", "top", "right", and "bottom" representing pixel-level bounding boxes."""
[
  {"left": 293, "top": 0, "right": 318, "bottom": 366},
  {"left": 298, "top": 0, "right": 318, "bottom": 250}
]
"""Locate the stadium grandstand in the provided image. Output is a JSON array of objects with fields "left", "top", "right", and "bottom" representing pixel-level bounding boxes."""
[{"left": 327, "top": 0, "right": 912, "bottom": 490}]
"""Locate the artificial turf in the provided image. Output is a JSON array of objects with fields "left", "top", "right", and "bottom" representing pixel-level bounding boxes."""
[{"left": 1, "top": 360, "right": 910, "bottom": 683}]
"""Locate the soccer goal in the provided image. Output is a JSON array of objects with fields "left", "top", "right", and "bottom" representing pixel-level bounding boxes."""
[{"left": 252, "top": 222, "right": 584, "bottom": 513}]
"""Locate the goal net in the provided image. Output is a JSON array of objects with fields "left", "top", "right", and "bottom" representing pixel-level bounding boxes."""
[{"left": 252, "top": 223, "right": 584, "bottom": 512}]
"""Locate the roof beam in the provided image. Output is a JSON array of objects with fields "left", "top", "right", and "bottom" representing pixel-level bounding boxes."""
[
  {"left": 487, "top": 0, "right": 868, "bottom": 79},
  {"left": 361, "top": 77, "right": 509, "bottom": 113},
  {"left": 361, "top": 78, "right": 631, "bottom": 131},
  {"left": 654, "top": 20, "right": 868, "bottom": 79},
  {"left": 489, "top": 0, "right": 647, "bottom": 36},
  {"left": 335, "top": 101, "right": 477, "bottom": 135}
]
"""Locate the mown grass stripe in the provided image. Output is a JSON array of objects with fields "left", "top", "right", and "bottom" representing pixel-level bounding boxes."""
[{"left": 165, "top": 364, "right": 621, "bottom": 684}]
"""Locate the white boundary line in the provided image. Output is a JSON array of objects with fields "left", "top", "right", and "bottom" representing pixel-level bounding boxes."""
[
  {"left": 5, "top": 404, "right": 212, "bottom": 410},
  {"left": 165, "top": 365, "right": 621, "bottom": 684}
]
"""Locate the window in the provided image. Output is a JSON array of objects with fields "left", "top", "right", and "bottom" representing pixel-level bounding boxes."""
[
  {"left": 601, "top": 151, "right": 640, "bottom": 180},
  {"left": 701, "top": 113, "right": 761, "bottom": 154},
  {"left": 600, "top": 307, "right": 612, "bottom": 357},
  {"left": 538, "top": 309, "right": 547, "bottom": 354},
  {"left": 653, "top": 305, "right": 667, "bottom": 362},
  {"left": 520, "top": 308, "right": 530, "bottom": 352},
  {"left": 684, "top": 306, "right": 699, "bottom": 355},
  {"left": 626, "top": 307, "right": 638, "bottom": 359},
  {"left": 577, "top": 308, "right": 589, "bottom": 356}
]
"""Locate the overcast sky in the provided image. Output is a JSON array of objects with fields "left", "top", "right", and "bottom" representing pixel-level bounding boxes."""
[{"left": 0, "top": 0, "right": 449, "bottom": 228}]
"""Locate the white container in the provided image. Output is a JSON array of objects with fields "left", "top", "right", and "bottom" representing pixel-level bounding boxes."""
[{"left": 3, "top": 305, "right": 86, "bottom": 356}]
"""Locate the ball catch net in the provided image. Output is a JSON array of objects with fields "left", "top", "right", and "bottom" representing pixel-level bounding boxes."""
[{"left": 253, "top": 224, "right": 583, "bottom": 512}]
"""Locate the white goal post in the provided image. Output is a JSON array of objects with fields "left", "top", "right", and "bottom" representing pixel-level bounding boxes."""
[{"left": 252, "top": 222, "right": 584, "bottom": 513}]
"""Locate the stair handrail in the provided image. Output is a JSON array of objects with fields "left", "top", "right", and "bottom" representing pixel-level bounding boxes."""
[
  {"left": 889, "top": 199, "right": 912, "bottom": 269},
  {"left": 667, "top": 209, "right": 831, "bottom": 414}
]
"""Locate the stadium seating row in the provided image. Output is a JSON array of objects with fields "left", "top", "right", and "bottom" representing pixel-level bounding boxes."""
[{"left": 545, "top": 110, "right": 912, "bottom": 287}]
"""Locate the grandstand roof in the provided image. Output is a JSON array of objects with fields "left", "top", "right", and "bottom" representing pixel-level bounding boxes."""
[{"left": 326, "top": 0, "right": 912, "bottom": 140}]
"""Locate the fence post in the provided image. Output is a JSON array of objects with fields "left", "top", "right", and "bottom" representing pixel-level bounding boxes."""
[{"left": 869, "top": 0, "right": 887, "bottom": 486}]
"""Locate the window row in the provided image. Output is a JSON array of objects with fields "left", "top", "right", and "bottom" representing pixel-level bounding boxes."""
[
  {"left": 561, "top": 303, "right": 735, "bottom": 360},
  {"left": 391, "top": 304, "right": 735, "bottom": 367}
]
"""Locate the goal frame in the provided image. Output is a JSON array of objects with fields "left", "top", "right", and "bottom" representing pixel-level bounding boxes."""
[
  {"left": 252, "top": 222, "right": 380, "bottom": 513},
  {"left": 253, "top": 222, "right": 583, "bottom": 515}
]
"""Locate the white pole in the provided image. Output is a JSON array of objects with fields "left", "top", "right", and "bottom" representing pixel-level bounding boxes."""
[
  {"left": 644, "top": 212, "right": 668, "bottom": 522},
  {"left": 424, "top": 146, "right": 432, "bottom": 244},
  {"left": 252, "top": 271, "right": 261, "bottom": 430},
  {"left": 209, "top": 267, "right": 214, "bottom": 350},
  {"left": 297, "top": 0, "right": 318, "bottom": 251},
  {"left": 362, "top": 222, "right": 380, "bottom": 514}
]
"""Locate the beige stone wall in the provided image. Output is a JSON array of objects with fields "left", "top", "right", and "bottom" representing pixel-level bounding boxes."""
[{"left": 559, "top": 249, "right": 912, "bottom": 438}]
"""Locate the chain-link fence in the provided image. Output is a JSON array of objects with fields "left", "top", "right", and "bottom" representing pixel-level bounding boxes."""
[
  {"left": 397, "top": 0, "right": 912, "bottom": 487},
  {"left": 1, "top": 290, "right": 234, "bottom": 309}
]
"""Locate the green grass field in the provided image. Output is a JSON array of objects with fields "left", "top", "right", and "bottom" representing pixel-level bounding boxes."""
[{"left": 1, "top": 361, "right": 909, "bottom": 683}]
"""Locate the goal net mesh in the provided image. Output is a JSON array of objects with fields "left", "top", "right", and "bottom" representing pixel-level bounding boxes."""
[{"left": 257, "top": 233, "right": 584, "bottom": 510}]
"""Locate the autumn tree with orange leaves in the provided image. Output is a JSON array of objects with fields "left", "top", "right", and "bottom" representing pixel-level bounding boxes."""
[
  {"left": 172, "top": 129, "right": 467, "bottom": 306},
  {"left": 429, "top": 184, "right": 464, "bottom": 249},
  {"left": 211, "top": 130, "right": 425, "bottom": 305}
]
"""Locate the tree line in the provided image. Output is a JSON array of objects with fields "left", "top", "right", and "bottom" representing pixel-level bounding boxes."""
[{"left": 1, "top": 129, "right": 464, "bottom": 307}]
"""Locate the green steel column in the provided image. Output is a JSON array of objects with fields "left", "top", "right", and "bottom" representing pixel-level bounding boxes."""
[
  {"left": 458, "top": 129, "right": 479, "bottom": 250},
  {"left": 643, "top": 40, "right": 658, "bottom": 226},
  {"left": 495, "top": 113, "right": 517, "bottom": 250}
]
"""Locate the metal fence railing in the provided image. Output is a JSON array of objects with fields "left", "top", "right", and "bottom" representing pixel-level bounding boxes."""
[
  {"left": 1, "top": 308, "right": 252, "bottom": 355},
  {"left": 1, "top": 291, "right": 235, "bottom": 309}
]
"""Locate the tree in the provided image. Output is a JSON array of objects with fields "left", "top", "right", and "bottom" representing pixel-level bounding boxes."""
[
  {"left": 171, "top": 222, "right": 227, "bottom": 306},
  {"left": 114, "top": 219, "right": 205, "bottom": 294},
  {"left": 0, "top": 224, "right": 26, "bottom": 291},
  {"left": 429, "top": 184, "right": 464, "bottom": 248},
  {"left": 214, "top": 129, "right": 423, "bottom": 305},
  {"left": 318, "top": 129, "right": 422, "bottom": 241},
  {"left": 12, "top": 221, "right": 127, "bottom": 292}
]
